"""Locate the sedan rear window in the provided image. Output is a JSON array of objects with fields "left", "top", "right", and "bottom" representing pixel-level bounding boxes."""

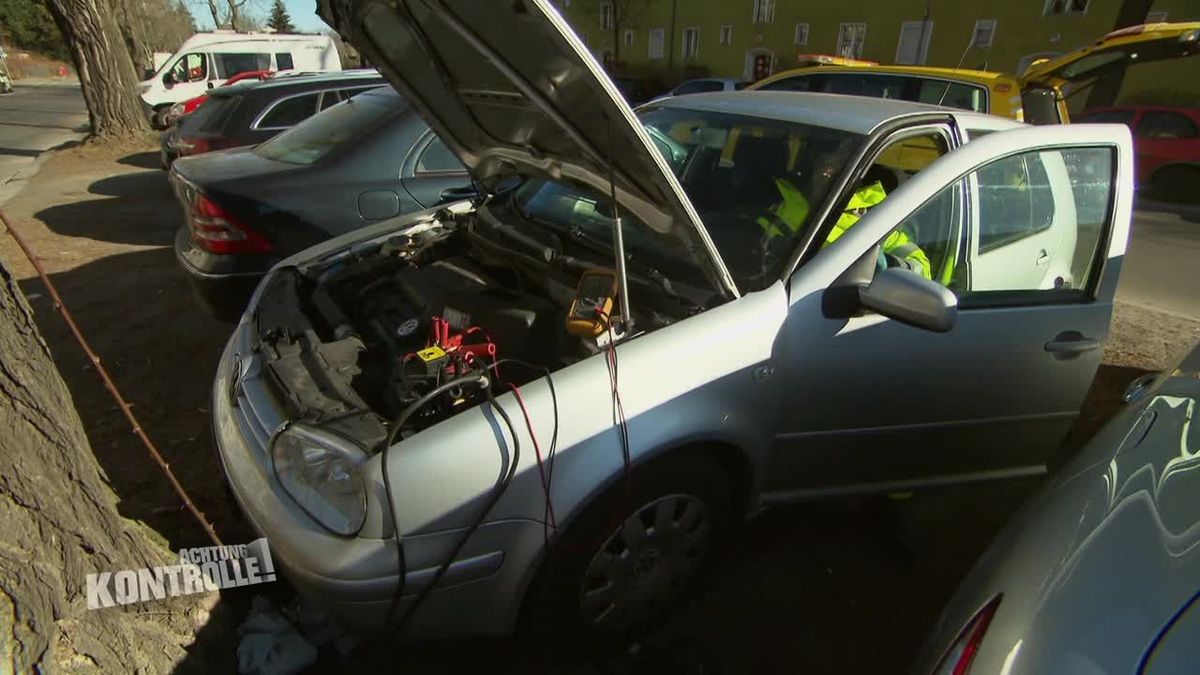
[{"left": 255, "top": 89, "right": 399, "bottom": 165}]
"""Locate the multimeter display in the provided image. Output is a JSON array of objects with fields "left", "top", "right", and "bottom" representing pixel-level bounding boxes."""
[{"left": 566, "top": 270, "right": 619, "bottom": 337}]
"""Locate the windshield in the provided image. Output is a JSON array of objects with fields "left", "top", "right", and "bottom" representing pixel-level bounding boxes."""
[
  {"left": 511, "top": 108, "right": 862, "bottom": 292},
  {"left": 255, "top": 88, "right": 400, "bottom": 165}
]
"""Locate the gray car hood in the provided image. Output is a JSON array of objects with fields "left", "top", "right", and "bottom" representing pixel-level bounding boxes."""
[{"left": 317, "top": 0, "right": 737, "bottom": 297}]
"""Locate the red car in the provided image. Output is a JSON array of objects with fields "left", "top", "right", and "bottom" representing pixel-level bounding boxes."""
[
  {"left": 162, "top": 70, "right": 275, "bottom": 127},
  {"left": 1078, "top": 105, "right": 1200, "bottom": 203}
]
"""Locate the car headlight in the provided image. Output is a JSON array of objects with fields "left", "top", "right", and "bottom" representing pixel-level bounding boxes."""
[{"left": 271, "top": 423, "right": 368, "bottom": 536}]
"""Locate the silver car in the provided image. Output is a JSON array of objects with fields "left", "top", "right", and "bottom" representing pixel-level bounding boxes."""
[
  {"left": 211, "top": 0, "right": 1135, "bottom": 642},
  {"left": 915, "top": 343, "right": 1200, "bottom": 674}
]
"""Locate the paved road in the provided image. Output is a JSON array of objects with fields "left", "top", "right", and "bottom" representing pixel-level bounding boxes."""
[
  {"left": 0, "top": 81, "right": 88, "bottom": 204},
  {"left": 1119, "top": 206, "right": 1200, "bottom": 320}
]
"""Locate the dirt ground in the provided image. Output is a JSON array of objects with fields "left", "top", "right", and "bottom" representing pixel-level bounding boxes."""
[{"left": 1, "top": 142, "right": 1196, "bottom": 674}]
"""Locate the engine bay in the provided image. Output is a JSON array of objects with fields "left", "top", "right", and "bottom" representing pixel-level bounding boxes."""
[{"left": 250, "top": 206, "right": 693, "bottom": 451}]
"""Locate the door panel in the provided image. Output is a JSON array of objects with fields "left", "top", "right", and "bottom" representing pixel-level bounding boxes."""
[{"left": 765, "top": 123, "right": 1134, "bottom": 497}]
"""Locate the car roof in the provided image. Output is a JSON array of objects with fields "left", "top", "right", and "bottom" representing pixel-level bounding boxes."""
[
  {"left": 764, "top": 64, "right": 1018, "bottom": 84},
  {"left": 649, "top": 90, "right": 1020, "bottom": 135},
  {"left": 211, "top": 69, "right": 384, "bottom": 97}
]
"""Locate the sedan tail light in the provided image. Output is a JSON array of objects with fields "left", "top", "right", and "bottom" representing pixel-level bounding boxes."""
[
  {"left": 177, "top": 136, "right": 236, "bottom": 157},
  {"left": 933, "top": 595, "right": 1003, "bottom": 675},
  {"left": 188, "top": 192, "right": 273, "bottom": 255}
]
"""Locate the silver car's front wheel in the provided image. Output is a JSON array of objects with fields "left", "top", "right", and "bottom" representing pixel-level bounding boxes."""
[
  {"left": 521, "top": 454, "right": 731, "bottom": 644},
  {"left": 580, "top": 494, "right": 710, "bottom": 630}
]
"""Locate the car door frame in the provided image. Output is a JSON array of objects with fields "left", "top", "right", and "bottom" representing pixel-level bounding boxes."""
[
  {"left": 400, "top": 128, "right": 473, "bottom": 208},
  {"left": 762, "top": 121, "right": 1134, "bottom": 501}
]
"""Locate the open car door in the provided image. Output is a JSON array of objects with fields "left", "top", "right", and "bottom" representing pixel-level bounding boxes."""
[
  {"left": 1020, "top": 22, "right": 1200, "bottom": 124},
  {"left": 767, "top": 122, "right": 1134, "bottom": 497}
]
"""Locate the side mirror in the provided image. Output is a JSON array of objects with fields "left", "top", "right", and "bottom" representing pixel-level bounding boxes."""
[
  {"left": 162, "top": 72, "right": 175, "bottom": 86},
  {"left": 858, "top": 268, "right": 958, "bottom": 333}
]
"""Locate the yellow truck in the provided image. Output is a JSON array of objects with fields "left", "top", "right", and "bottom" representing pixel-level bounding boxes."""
[{"left": 750, "top": 22, "right": 1199, "bottom": 125}]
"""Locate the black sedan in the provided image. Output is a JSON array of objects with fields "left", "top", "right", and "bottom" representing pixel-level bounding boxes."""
[
  {"left": 171, "top": 86, "right": 472, "bottom": 320},
  {"left": 160, "top": 69, "right": 385, "bottom": 167}
]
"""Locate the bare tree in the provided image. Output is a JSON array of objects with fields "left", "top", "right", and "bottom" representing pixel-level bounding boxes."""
[
  {"left": 42, "top": 0, "right": 150, "bottom": 136},
  {"left": 577, "top": 0, "right": 657, "bottom": 67},
  {"left": 114, "top": 0, "right": 196, "bottom": 75},
  {"left": 197, "top": 0, "right": 258, "bottom": 31},
  {"left": 0, "top": 259, "right": 214, "bottom": 671}
]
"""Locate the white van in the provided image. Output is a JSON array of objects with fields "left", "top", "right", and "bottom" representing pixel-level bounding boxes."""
[{"left": 140, "top": 31, "right": 341, "bottom": 126}]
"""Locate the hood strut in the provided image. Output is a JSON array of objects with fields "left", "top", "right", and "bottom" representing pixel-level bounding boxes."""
[{"left": 606, "top": 114, "right": 633, "bottom": 333}]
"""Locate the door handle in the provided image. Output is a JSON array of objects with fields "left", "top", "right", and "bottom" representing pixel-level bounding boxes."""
[
  {"left": 1044, "top": 331, "right": 1101, "bottom": 359},
  {"left": 1035, "top": 249, "right": 1050, "bottom": 266},
  {"left": 438, "top": 186, "right": 478, "bottom": 204}
]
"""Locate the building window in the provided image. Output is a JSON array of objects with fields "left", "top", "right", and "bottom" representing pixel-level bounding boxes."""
[
  {"left": 837, "top": 23, "right": 867, "bottom": 59},
  {"left": 682, "top": 27, "right": 700, "bottom": 59},
  {"left": 1146, "top": 11, "right": 1168, "bottom": 22},
  {"left": 972, "top": 19, "right": 997, "bottom": 48},
  {"left": 601, "top": 2, "right": 613, "bottom": 30},
  {"left": 623, "top": 29, "right": 634, "bottom": 47},
  {"left": 794, "top": 22, "right": 809, "bottom": 46},
  {"left": 895, "top": 20, "right": 932, "bottom": 65},
  {"left": 720, "top": 25, "right": 733, "bottom": 45},
  {"left": 1045, "top": 0, "right": 1089, "bottom": 15},
  {"left": 648, "top": 28, "right": 665, "bottom": 60},
  {"left": 752, "top": 0, "right": 775, "bottom": 24}
]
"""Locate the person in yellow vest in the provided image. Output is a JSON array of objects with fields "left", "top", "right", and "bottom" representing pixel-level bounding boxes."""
[{"left": 756, "top": 173, "right": 932, "bottom": 280}]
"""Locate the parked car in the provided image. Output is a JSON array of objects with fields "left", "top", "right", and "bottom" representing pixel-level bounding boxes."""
[
  {"left": 915, "top": 342, "right": 1200, "bottom": 675},
  {"left": 751, "top": 22, "right": 1199, "bottom": 124},
  {"left": 171, "top": 86, "right": 469, "bottom": 320},
  {"left": 160, "top": 69, "right": 275, "bottom": 128},
  {"left": 159, "top": 69, "right": 384, "bottom": 167},
  {"left": 140, "top": 31, "right": 341, "bottom": 128},
  {"left": 1077, "top": 105, "right": 1199, "bottom": 203},
  {"left": 210, "top": 0, "right": 1133, "bottom": 644}
]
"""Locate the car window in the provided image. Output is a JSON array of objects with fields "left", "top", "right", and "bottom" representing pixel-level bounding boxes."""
[
  {"left": 339, "top": 85, "right": 381, "bottom": 100},
  {"left": 255, "top": 92, "right": 321, "bottom": 129},
  {"left": 824, "top": 73, "right": 909, "bottom": 100},
  {"left": 214, "top": 53, "right": 271, "bottom": 79},
  {"left": 318, "top": 91, "right": 341, "bottom": 111},
  {"left": 169, "top": 53, "right": 207, "bottom": 83},
  {"left": 915, "top": 80, "right": 987, "bottom": 112},
  {"left": 183, "top": 94, "right": 240, "bottom": 133},
  {"left": 416, "top": 136, "right": 465, "bottom": 173},
  {"left": 1137, "top": 111, "right": 1198, "bottom": 139},
  {"left": 885, "top": 147, "right": 1115, "bottom": 303},
  {"left": 674, "top": 80, "right": 724, "bottom": 95},
  {"left": 758, "top": 75, "right": 816, "bottom": 92},
  {"left": 255, "top": 90, "right": 397, "bottom": 164},
  {"left": 275, "top": 52, "right": 294, "bottom": 71},
  {"left": 1077, "top": 109, "right": 1137, "bottom": 127}
]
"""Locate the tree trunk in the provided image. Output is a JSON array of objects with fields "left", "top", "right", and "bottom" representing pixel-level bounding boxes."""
[
  {"left": 42, "top": 0, "right": 151, "bottom": 137},
  {"left": 1084, "top": 0, "right": 1155, "bottom": 111},
  {"left": 0, "top": 256, "right": 210, "bottom": 670}
]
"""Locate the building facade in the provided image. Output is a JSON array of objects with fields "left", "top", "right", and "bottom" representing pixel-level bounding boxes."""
[{"left": 558, "top": 0, "right": 1197, "bottom": 103}]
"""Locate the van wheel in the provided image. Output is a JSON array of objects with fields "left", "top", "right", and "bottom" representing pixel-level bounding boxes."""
[
  {"left": 1150, "top": 165, "right": 1200, "bottom": 204},
  {"left": 521, "top": 454, "right": 731, "bottom": 646}
]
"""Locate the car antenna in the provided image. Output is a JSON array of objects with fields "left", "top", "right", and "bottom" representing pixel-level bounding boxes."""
[{"left": 606, "top": 113, "right": 633, "bottom": 335}]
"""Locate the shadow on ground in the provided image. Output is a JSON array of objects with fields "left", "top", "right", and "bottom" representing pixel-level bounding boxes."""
[
  {"left": 118, "top": 151, "right": 162, "bottom": 170},
  {"left": 34, "top": 169, "right": 177, "bottom": 246}
]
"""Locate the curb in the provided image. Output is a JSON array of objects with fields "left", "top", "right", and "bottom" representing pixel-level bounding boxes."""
[{"left": 0, "top": 137, "right": 85, "bottom": 208}]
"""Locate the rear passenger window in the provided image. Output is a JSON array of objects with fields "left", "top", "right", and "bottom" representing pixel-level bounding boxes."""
[
  {"left": 275, "top": 52, "right": 295, "bottom": 71},
  {"left": 824, "top": 74, "right": 908, "bottom": 100},
  {"left": 318, "top": 91, "right": 341, "bottom": 111},
  {"left": 256, "top": 92, "right": 320, "bottom": 129},
  {"left": 759, "top": 75, "right": 815, "bottom": 92},
  {"left": 215, "top": 53, "right": 271, "bottom": 79},
  {"left": 416, "top": 137, "right": 464, "bottom": 173},
  {"left": 916, "top": 80, "right": 986, "bottom": 112}
]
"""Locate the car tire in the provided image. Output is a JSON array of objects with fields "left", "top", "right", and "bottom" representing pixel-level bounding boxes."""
[
  {"left": 520, "top": 452, "right": 731, "bottom": 647},
  {"left": 1149, "top": 165, "right": 1200, "bottom": 204}
]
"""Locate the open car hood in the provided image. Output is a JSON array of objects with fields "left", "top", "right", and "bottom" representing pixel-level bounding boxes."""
[
  {"left": 316, "top": 0, "right": 738, "bottom": 297},
  {"left": 1021, "top": 21, "right": 1199, "bottom": 86}
]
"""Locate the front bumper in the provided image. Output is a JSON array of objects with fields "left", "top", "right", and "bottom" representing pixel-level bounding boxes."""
[{"left": 211, "top": 329, "right": 545, "bottom": 637}]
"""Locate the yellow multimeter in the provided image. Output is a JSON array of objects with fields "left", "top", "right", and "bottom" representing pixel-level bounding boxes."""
[{"left": 566, "top": 270, "right": 620, "bottom": 338}]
